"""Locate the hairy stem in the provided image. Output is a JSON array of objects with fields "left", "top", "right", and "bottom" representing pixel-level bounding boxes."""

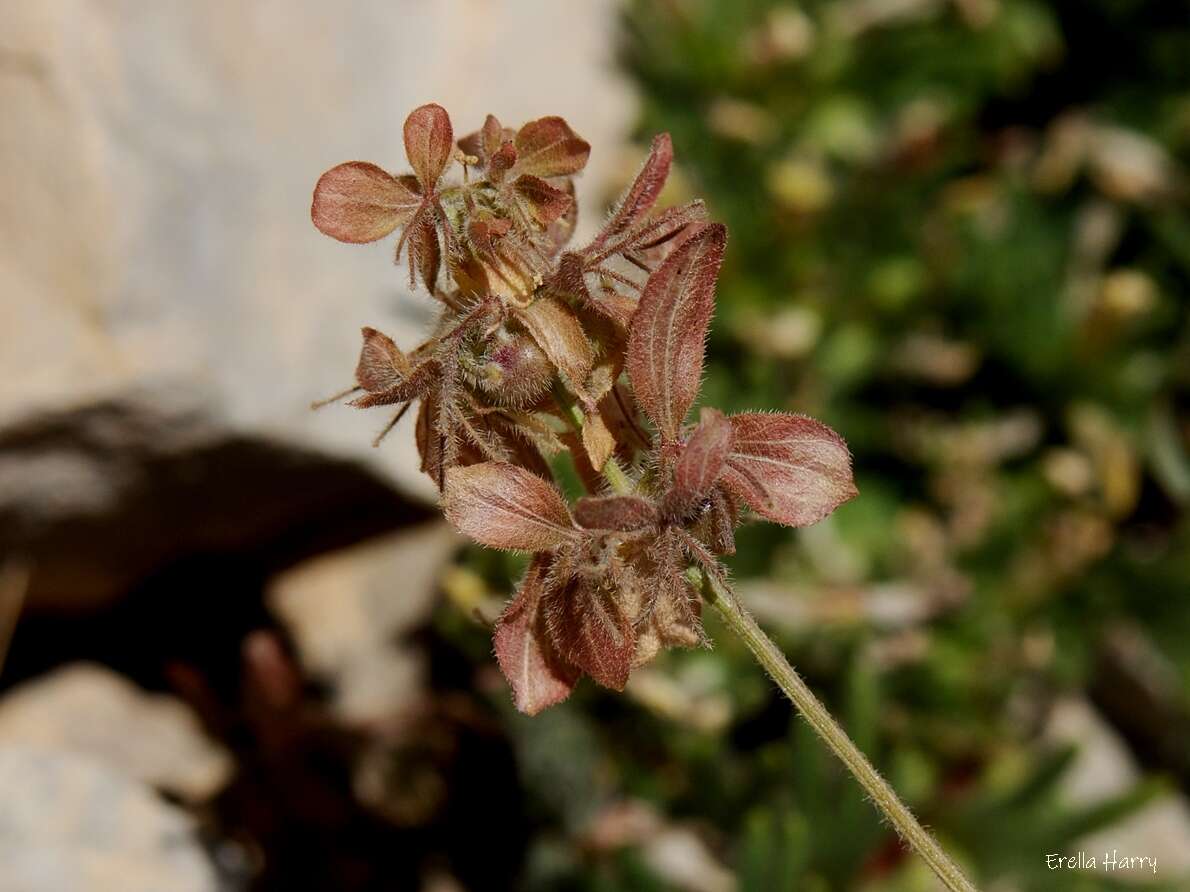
[
  {"left": 553, "top": 381, "right": 632, "bottom": 495},
  {"left": 695, "top": 569, "right": 978, "bottom": 892},
  {"left": 556, "top": 380, "right": 970, "bottom": 886}
]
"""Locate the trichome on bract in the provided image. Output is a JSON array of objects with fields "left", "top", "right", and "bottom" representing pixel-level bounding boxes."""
[{"left": 312, "top": 104, "right": 857, "bottom": 713}]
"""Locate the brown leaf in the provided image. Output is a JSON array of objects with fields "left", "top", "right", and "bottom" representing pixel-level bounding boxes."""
[
  {"left": 514, "top": 297, "right": 594, "bottom": 394},
  {"left": 355, "top": 327, "right": 410, "bottom": 392},
  {"left": 406, "top": 215, "right": 441, "bottom": 291},
  {"left": 574, "top": 495, "right": 658, "bottom": 531},
  {"left": 547, "top": 180, "right": 579, "bottom": 254},
  {"left": 514, "top": 116, "right": 591, "bottom": 178},
  {"left": 513, "top": 174, "right": 574, "bottom": 227},
  {"left": 403, "top": 103, "right": 453, "bottom": 189},
  {"left": 458, "top": 113, "right": 509, "bottom": 162},
  {"left": 626, "top": 223, "right": 727, "bottom": 442},
  {"left": 581, "top": 408, "right": 617, "bottom": 471},
  {"left": 311, "top": 162, "right": 422, "bottom": 243},
  {"left": 590, "top": 132, "right": 673, "bottom": 252},
  {"left": 551, "top": 253, "right": 636, "bottom": 327},
  {"left": 494, "top": 556, "right": 578, "bottom": 715},
  {"left": 490, "top": 142, "right": 518, "bottom": 181},
  {"left": 349, "top": 358, "right": 438, "bottom": 408},
  {"left": 416, "top": 392, "right": 445, "bottom": 484},
  {"left": 721, "top": 413, "right": 858, "bottom": 527},
  {"left": 443, "top": 462, "right": 577, "bottom": 550},
  {"left": 546, "top": 578, "right": 634, "bottom": 691},
  {"left": 669, "top": 408, "right": 734, "bottom": 512},
  {"left": 467, "top": 214, "right": 512, "bottom": 255}
]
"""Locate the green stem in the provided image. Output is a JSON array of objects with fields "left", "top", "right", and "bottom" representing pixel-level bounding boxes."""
[
  {"left": 695, "top": 569, "right": 978, "bottom": 892},
  {"left": 559, "top": 381, "right": 971, "bottom": 887},
  {"left": 553, "top": 381, "right": 632, "bottom": 495}
]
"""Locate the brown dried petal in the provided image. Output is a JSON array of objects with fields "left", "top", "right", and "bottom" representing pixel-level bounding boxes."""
[
  {"left": 546, "top": 578, "right": 634, "bottom": 691},
  {"left": 514, "top": 116, "right": 591, "bottom": 178},
  {"left": 355, "top": 327, "right": 410, "bottom": 392},
  {"left": 591, "top": 132, "right": 673, "bottom": 251},
  {"left": 574, "top": 495, "right": 658, "bottom": 532},
  {"left": 403, "top": 103, "right": 453, "bottom": 189},
  {"left": 513, "top": 174, "right": 574, "bottom": 227},
  {"left": 494, "top": 556, "right": 578, "bottom": 715},
  {"left": 311, "top": 162, "right": 422, "bottom": 243},
  {"left": 581, "top": 408, "right": 617, "bottom": 471},
  {"left": 514, "top": 298, "right": 594, "bottom": 395},
  {"left": 671, "top": 408, "right": 734, "bottom": 510},
  {"left": 626, "top": 223, "right": 727, "bottom": 442},
  {"left": 722, "top": 413, "right": 858, "bottom": 527},
  {"left": 443, "top": 462, "right": 576, "bottom": 551}
]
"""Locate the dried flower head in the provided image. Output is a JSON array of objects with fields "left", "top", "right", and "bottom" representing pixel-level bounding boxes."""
[{"left": 312, "top": 105, "right": 857, "bottom": 713}]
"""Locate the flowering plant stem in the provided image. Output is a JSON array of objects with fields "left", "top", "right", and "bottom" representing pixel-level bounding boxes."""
[
  {"left": 560, "top": 382, "right": 975, "bottom": 889},
  {"left": 694, "top": 566, "right": 978, "bottom": 892}
]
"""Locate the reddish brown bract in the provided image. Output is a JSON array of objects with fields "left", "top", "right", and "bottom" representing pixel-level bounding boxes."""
[
  {"left": 312, "top": 106, "right": 857, "bottom": 714},
  {"left": 443, "top": 463, "right": 575, "bottom": 551},
  {"left": 311, "top": 163, "right": 421, "bottom": 244},
  {"left": 721, "top": 413, "right": 858, "bottom": 527},
  {"left": 626, "top": 223, "right": 727, "bottom": 443}
]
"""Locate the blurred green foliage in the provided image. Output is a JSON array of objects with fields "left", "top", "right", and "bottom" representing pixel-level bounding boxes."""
[{"left": 447, "top": 1, "right": 1190, "bottom": 888}]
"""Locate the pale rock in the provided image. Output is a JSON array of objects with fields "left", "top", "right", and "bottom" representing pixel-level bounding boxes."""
[
  {"left": 0, "top": 1, "right": 630, "bottom": 607},
  {"left": 267, "top": 521, "right": 460, "bottom": 723},
  {"left": 0, "top": 745, "right": 220, "bottom": 892},
  {"left": 0, "top": 663, "right": 233, "bottom": 802}
]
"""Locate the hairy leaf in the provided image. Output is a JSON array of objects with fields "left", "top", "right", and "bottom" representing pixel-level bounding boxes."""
[
  {"left": 406, "top": 215, "right": 441, "bottom": 291},
  {"left": 546, "top": 578, "right": 634, "bottom": 691},
  {"left": 551, "top": 253, "right": 635, "bottom": 326},
  {"left": 513, "top": 174, "right": 574, "bottom": 227},
  {"left": 355, "top": 327, "right": 410, "bottom": 392},
  {"left": 311, "top": 162, "right": 421, "bottom": 243},
  {"left": 574, "top": 495, "right": 658, "bottom": 531},
  {"left": 416, "top": 390, "right": 445, "bottom": 485},
  {"left": 590, "top": 132, "right": 673, "bottom": 252},
  {"left": 626, "top": 223, "right": 727, "bottom": 442},
  {"left": 443, "top": 462, "right": 576, "bottom": 550},
  {"left": 514, "top": 116, "right": 591, "bottom": 178},
  {"left": 670, "top": 408, "right": 734, "bottom": 511},
  {"left": 721, "top": 413, "right": 858, "bottom": 527},
  {"left": 514, "top": 298, "right": 594, "bottom": 394},
  {"left": 403, "top": 103, "right": 453, "bottom": 189},
  {"left": 350, "top": 357, "right": 438, "bottom": 408},
  {"left": 494, "top": 556, "right": 577, "bottom": 714}
]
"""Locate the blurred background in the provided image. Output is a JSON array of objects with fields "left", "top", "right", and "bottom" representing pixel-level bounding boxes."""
[{"left": 1, "top": 1, "right": 1188, "bottom": 890}]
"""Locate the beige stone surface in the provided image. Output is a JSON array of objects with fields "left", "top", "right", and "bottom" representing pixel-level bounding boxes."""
[
  {"left": 0, "top": 1, "right": 630, "bottom": 605},
  {"left": 0, "top": 744, "right": 219, "bottom": 892},
  {"left": 0, "top": 663, "right": 233, "bottom": 802},
  {"left": 268, "top": 521, "right": 461, "bottom": 722}
]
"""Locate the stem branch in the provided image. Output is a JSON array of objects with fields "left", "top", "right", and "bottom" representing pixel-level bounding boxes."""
[
  {"left": 554, "top": 381, "right": 632, "bottom": 495},
  {"left": 697, "top": 570, "right": 978, "bottom": 892}
]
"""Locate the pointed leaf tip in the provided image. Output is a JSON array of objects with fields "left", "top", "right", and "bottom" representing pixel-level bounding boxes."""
[
  {"left": 592, "top": 132, "right": 674, "bottom": 250},
  {"left": 443, "top": 462, "right": 576, "bottom": 551},
  {"left": 311, "top": 162, "right": 421, "bottom": 243},
  {"left": 671, "top": 408, "right": 733, "bottom": 510},
  {"left": 626, "top": 223, "right": 727, "bottom": 442},
  {"left": 722, "top": 413, "right": 857, "bottom": 527},
  {"left": 547, "top": 578, "right": 634, "bottom": 691},
  {"left": 403, "top": 103, "right": 454, "bottom": 189},
  {"left": 494, "top": 557, "right": 577, "bottom": 714}
]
